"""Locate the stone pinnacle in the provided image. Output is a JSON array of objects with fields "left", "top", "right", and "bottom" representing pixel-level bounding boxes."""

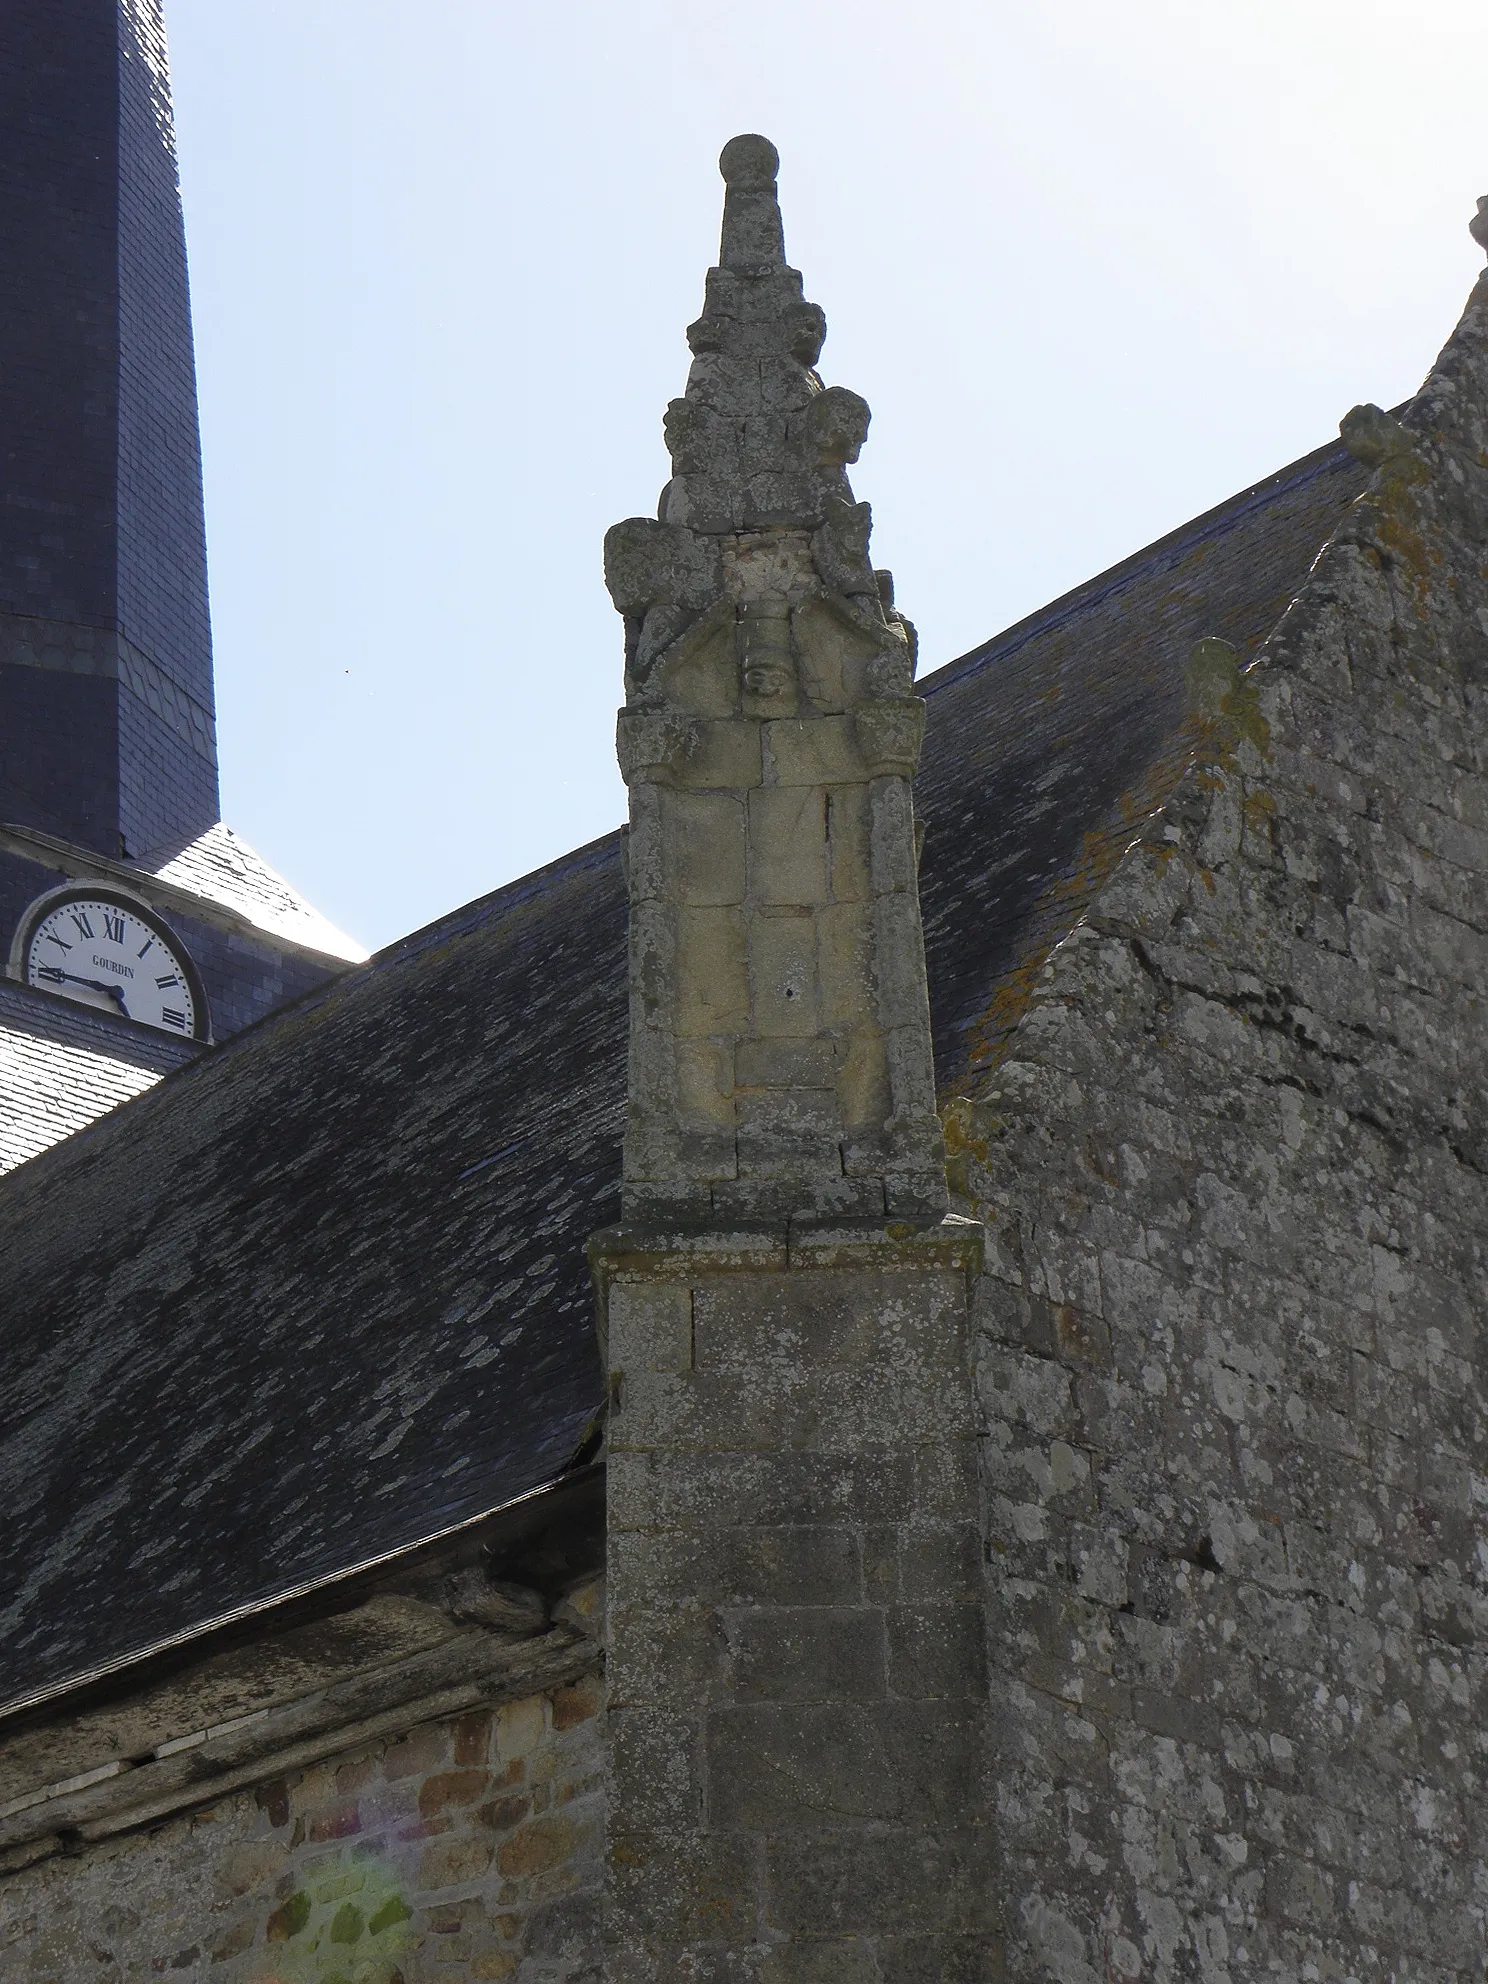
[{"left": 1472, "top": 195, "right": 1488, "bottom": 257}]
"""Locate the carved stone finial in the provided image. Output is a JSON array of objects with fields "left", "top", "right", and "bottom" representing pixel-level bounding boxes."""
[
  {"left": 604, "top": 140, "right": 945, "bottom": 1230},
  {"left": 1472, "top": 195, "right": 1488, "bottom": 257},
  {"left": 718, "top": 133, "right": 785, "bottom": 272}
]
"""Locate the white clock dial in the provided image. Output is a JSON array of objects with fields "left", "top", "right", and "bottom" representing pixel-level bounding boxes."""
[{"left": 24, "top": 897, "right": 201, "bottom": 1038}]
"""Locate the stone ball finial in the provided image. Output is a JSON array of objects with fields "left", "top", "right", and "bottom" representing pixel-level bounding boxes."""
[
  {"left": 720, "top": 134, "right": 779, "bottom": 189},
  {"left": 1471, "top": 196, "right": 1488, "bottom": 256}
]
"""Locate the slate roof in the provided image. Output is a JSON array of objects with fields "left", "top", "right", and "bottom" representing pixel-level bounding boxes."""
[
  {"left": 0, "top": 980, "right": 198, "bottom": 1174},
  {"left": 152, "top": 821, "right": 368, "bottom": 962},
  {"left": 0, "top": 430, "right": 1370, "bottom": 1714}
]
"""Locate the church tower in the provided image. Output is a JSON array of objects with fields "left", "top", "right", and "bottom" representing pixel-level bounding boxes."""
[
  {"left": 0, "top": 0, "right": 364, "bottom": 1174},
  {"left": 0, "top": 0, "right": 216, "bottom": 862}
]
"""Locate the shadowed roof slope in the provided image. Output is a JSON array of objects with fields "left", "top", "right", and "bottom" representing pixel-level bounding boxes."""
[{"left": 0, "top": 430, "right": 1370, "bottom": 1712}]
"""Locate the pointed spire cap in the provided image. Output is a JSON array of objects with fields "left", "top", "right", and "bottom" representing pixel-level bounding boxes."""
[
  {"left": 719, "top": 134, "right": 786, "bottom": 270},
  {"left": 1472, "top": 195, "right": 1488, "bottom": 257}
]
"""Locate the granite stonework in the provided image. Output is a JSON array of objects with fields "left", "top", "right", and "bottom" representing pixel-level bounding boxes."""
[
  {"left": 0, "top": 1679, "right": 604, "bottom": 1984},
  {"left": 594, "top": 1224, "right": 995, "bottom": 1984},
  {"left": 946, "top": 261, "right": 1488, "bottom": 1976},
  {"left": 594, "top": 139, "right": 993, "bottom": 1982}
]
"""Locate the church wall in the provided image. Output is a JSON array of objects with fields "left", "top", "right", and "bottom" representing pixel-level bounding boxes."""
[
  {"left": 951, "top": 292, "right": 1488, "bottom": 1979},
  {"left": 0, "top": 1676, "right": 604, "bottom": 1984}
]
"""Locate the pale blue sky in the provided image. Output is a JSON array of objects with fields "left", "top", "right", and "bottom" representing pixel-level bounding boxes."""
[{"left": 166, "top": 0, "right": 1488, "bottom": 953}]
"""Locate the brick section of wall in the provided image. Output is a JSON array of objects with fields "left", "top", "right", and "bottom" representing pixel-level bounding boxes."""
[
  {"left": 950, "top": 277, "right": 1488, "bottom": 1979},
  {"left": 0, "top": 1678, "right": 604, "bottom": 1983},
  {"left": 598, "top": 1230, "right": 995, "bottom": 1982}
]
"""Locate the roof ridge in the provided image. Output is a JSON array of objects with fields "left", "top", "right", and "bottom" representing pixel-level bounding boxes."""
[{"left": 918, "top": 423, "right": 1396, "bottom": 702}]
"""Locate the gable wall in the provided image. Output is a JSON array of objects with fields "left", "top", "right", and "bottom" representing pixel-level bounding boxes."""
[
  {"left": 953, "top": 274, "right": 1488, "bottom": 1980},
  {"left": 1, "top": 1679, "right": 603, "bottom": 1984}
]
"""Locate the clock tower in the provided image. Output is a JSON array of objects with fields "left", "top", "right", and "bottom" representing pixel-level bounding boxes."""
[{"left": 0, "top": 0, "right": 364, "bottom": 1173}]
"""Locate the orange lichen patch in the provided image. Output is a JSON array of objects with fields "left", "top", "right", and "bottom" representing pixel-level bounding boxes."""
[
  {"left": 1366, "top": 467, "right": 1443, "bottom": 622},
  {"left": 941, "top": 1096, "right": 996, "bottom": 1198},
  {"left": 1243, "top": 788, "right": 1277, "bottom": 831}
]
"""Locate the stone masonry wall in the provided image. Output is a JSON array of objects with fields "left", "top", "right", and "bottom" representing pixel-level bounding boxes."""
[
  {"left": 597, "top": 1228, "right": 995, "bottom": 1983},
  {"left": 0, "top": 1675, "right": 604, "bottom": 1984},
  {"left": 949, "top": 269, "right": 1488, "bottom": 1978}
]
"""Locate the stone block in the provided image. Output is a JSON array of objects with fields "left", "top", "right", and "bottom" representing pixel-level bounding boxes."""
[
  {"left": 736, "top": 1037, "right": 838, "bottom": 1088},
  {"left": 612, "top": 1357, "right": 973, "bottom": 1454},
  {"left": 815, "top": 903, "right": 875, "bottom": 1031},
  {"left": 735, "top": 1090, "right": 841, "bottom": 1177},
  {"left": 764, "top": 1825, "right": 999, "bottom": 1936},
  {"left": 664, "top": 790, "right": 748, "bottom": 904},
  {"left": 607, "top": 1829, "right": 761, "bottom": 1945},
  {"left": 730, "top": 1608, "right": 888, "bottom": 1703},
  {"left": 835, "top": 1031, "right": 889, "bottom": 1130},
  {"left": 667, "top": 719, "right": 764, "bottom": 790},
  {"left": 676, "top": 1039, "right": 737, "bottom": 1128},
  {"left": 608, "top": 1448, "right": 856, "bottom": 1532},
  {"left": 763, "top": 716, "right": 862, "bottom": 786},
  {"left": 873, "top": 1935, "right": 1006, "bottom": 1983},
  {"left": 677, "top": 907, "right": 749, "bottom": 1035},
  {"left": 609, "top": 1283, "right": 694, "bottom": 1374},
  {"left": 825, "top": 785, "right": 872, "bottom": 902},
  {"left": 604, "top": 1596, "right": 732, "bottom": 1705},
  {"left": 868, "top": 776, "right": 918, "bottom": 895},
  {"left": 609, "top": 1524, "right": 863, "bottom": 1608},
  {"left": 608, "top": 1705, "right": 701, "bottom": 1830},
  {"left": 691, "top": 1268, "right": 970, "bottom": 1376},
  {"left": 886, "top": 1605, "right": 987, "bottom": 1701},
  {"left": 897, "top": 1523, "right": 982, "bottom": 1604},
  {"left": 873, "top": 897, "right": 933, "bottom": 1030},
  {"left": 626, "top": 781, "right": 665, "bottom": 901},
  {"left": 759, "top": 1939, "right": 879, "bottom": 1983},
  {"left": 749, "top": 909, "right": 820, "bottom": 1035},
  {"left": 749, "top": 786, "right": 830, "bottom": 906},
  {"left": 706, "top": 1703, "right": 986, "bottom": 1828}
]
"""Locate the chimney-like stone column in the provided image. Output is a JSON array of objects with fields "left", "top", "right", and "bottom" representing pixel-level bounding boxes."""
[{"left": 591, "top": 136, "right": 995, "bottom": 1983}]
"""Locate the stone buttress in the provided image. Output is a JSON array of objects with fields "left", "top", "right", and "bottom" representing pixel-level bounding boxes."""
[{"left": 590, "top": 137, "right": 996, "bottom": 1983}]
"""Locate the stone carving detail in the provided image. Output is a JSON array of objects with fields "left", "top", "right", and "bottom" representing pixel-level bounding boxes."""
[{"left": 604, "top": 135, "right": 944, "bottom": 1226}]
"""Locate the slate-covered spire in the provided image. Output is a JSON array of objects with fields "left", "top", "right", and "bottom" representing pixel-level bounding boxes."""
[
  {"left": 0, "top": 0, "right": 217, "bottom": 863},
  {"left": 603, "top": 136, "right": 945, "bottom": 1228}
]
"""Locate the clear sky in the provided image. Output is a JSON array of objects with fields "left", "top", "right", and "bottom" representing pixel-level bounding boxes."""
[{"left": 165, "top": 0, "right": 1488, "bottom": 954}]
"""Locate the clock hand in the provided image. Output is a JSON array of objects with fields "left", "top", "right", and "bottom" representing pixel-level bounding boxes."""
[{"left": 40, "top": 968, "right": 131, "bottom": 1012}]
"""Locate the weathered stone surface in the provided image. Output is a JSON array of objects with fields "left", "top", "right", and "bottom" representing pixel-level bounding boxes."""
[
  {"left": 952, "top": 250, "right": 1488, "bottom": 1980},
  {"left": 606, "top": 137, "right": 943, "bottom": 1228},
  {"left": 596, "top": 1220, "right": 992, "bottom": 1982}
]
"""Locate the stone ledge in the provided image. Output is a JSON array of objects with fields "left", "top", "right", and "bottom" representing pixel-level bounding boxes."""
[{"left": 589, "top": 1214, "right": 984, "bottom": 1299}]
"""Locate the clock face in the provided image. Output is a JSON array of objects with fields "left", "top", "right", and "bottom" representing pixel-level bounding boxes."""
[{"left": 23, "top": 895, "right": 203, "bottom": 1039}]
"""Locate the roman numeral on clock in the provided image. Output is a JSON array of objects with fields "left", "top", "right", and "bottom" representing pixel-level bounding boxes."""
[
  {"left": 102, "top": 912, "right": 125, "bottom": 943},
  {"left": 156, "top": 973, "right": 181, "bottom": 991},
  {"left": 70, "top": 912, "right": 94, "bottom": 940},
  {"left": 160, "top": 1008, "right": 187, "bottom": 1030}
]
